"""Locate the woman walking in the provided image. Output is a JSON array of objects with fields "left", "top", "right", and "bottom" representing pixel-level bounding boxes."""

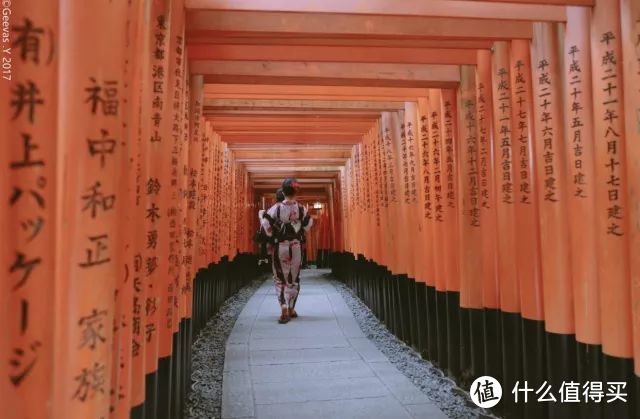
[{"left": 259, "top": 178, "right": 313, "bottom": 323}]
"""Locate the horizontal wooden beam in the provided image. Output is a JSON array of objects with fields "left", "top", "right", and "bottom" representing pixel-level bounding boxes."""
[
  {"left": 235, "top": 153, "right": 351, "bottom": 160},
  {"left": 217, "top": 129, "right": 370, "bottom": 136},
  {"left": 186, "top": 35, "right": 494, "bottom": 49},
  {"left": 246, "top": 165, "right": 345, "bottom": 172},
  {"left": 204, "top": 98, "right": 406, "bottom": 111},
  {"left": 228, "top": 143, "right": 354, "bottom": 150},
  {"left": 222, "top": 134, "right": 361, "bottom": 144},
  {"left": 203, "top": 75, "right": 447, "bottom": 88},
  {"left": 206, "top": 110, "right": 383, "bottom": 117},
  {"left": 252, "top": 178, "right": 337, "bottom": 184},
  {"left": 209, "top": 114, "right": 379, "bottom": 123},
  {"left": 186, "top": 11, "right": 533, "bottom": 40},
  {"left": 210, "top": 119, "right": 375, "bottom": 126},
  {"left": 203, "top": 84, "right": 430, "bottom": 100},
  {"left": 185, "top": 0, "right": 566, "bottom": 21},
  {"left": 211, "top": 122, "right": 373, "bottom": 133},
  {"left": 450, "top": 0, "right": 591, "bottom": 6},
  {"left": 189, "top": 44, "right": 477, "bottom": 65},
  {"left": 240, "top": 158, "right": 349, "bottom": 164},
  {"left": 192, "top": 61, "right": 460, "bottom": 88}
]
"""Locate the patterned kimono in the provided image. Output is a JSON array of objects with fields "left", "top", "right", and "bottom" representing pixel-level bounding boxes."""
[{"left": 260, "top": 199, "right": 313, "bottom": 309}]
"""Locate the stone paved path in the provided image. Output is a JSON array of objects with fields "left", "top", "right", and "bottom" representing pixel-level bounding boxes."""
[{"left": 221, "top": 269, "right": 448, "bottom": 419}]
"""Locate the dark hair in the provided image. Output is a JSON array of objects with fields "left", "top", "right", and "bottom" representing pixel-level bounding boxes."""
[
  {"left": 282, "top": 178, "right": 299, "bottom": 197},
  {"left": 275, "top": 188, "right": 285, "bottom": 202}
]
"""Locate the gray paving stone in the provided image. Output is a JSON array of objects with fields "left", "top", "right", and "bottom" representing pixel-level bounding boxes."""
[
  {"left": 404, "top": 403, "right": 449, "bottom": 419},
  {"left": 348, "top": 337, "right": 388, "bottom": 362},
  {"left": 250, "top": 359, "right": 375, "bottom": 383},
  {"left": 249, "top": 346, "right": 360, "bottom": 365},
  {"left": 224, "top": 343, "right": 249, "bottom": 372},
  {"left": 336, "top": 316, "right": 366, "bottom": 338},
  {"left": 255, "top": 396, "right": 412, "bottom": 419},
  {"left": 221, "top": 271, "right": 448, "bottom": 419},
  {"left": 253, "top": 376, "right": 389, "bottom": 404},
  {"left": 249, "top": 335, "right": 350, "bottom": 351},
  {"left": 250, "top": 322, "right": 344, "bottom": 339},
  {"left": 222, "top": 370, "right": 254, "bottom": 419},
  {"left": 369, "top": 361, "right": 432, "bottom": 405}
]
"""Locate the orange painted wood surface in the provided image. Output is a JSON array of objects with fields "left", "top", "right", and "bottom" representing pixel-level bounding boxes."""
[
  {"left": 429, "top": 90, "right": 447, "bottom": 293},
  {"left": 591, "top": 0, "right": 633, "bottom": 359},
  {"left": 53, "top": 1, "right": 128, "bottom": 417},
  {"left": 490, "top": 42, "right": 520, "bottom": 314},
  {"left": 417, "top": 98, "right": 436, "bottom": 287},
  {"left": 564, "top": 6, "right": 601, "bottom": 347},
  {"left": 458, "top": 67, "right": 483, "bottom": 309},
  {"left": 1, "top": 2, "right": 58, "bottom": 417},
  {"left": 531, "top": 23, "right": 574, "bottom": 333},
  {"left": 621, "top": 0, "right": 640, "bottom": 375},
  {"left": 510, "top": 39, "right": 544, "bottom": 322},
  {"left": 476, "top": 50, "right": 500, "bottom": 310}
]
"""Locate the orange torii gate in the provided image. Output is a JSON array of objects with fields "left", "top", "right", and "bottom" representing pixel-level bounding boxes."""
[{"left": 3, "top": 0, "right": 640, "bottom": 418}]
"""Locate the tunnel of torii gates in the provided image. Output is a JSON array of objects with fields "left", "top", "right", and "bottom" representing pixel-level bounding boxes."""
[{"left": 1, "top": 0, "right": 640, "bottom": 418}]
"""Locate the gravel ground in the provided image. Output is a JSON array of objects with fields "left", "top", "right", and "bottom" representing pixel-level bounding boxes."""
[
  {"left": 186, "top": 276, "right": 266, "bottom": 419},
  {"left": 327, "top": 273, "right": 497, "bottom": 419}
]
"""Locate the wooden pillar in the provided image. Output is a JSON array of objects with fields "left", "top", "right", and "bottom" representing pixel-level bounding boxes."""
[
  {"left": 417, "top": 98, "right": 435, "bottom": 286},
  {"left": 417, "top": 96, "right": 438, "bottom": 360},
  {"left": 376, "top": 117, "right": 392, "bottom": 270},
  {"left": 52, "top": 1, "right": 128, "bottom": 417},
  {"left": 402, "top": 102, "right": 421, "bottom": 280},
  {"left": 427, "top": 89, "right": 449, "bottom": 369},
  {"left": 130, "top": 2, "right": 153, "bottom": 413},
  {"left": 458, "top": 66, "right": 483, "bottom": 380},
  {"left": 476, "top": 49, "right": 502, "bottom": 382},
  {"left": 512, "top": 37, "right": 547, "bottom": 418},
  {"left": 111, "top": 1, "right": 150, "bottom": 416},
  {"left": 142, "top": 3, "right": 174, "bottom": 416},
  {"left": 564, "top": 7, "right": 602, "bottom": 418},
  {"left": 591, "top": 0, "right": 633, "bottom": 405},
  {"left": 491, "top": 40, "right": 522, "bottom": 419},
  {"left": 440, "top": 88, "right": 462, "bottom": 376},
  {"left": 381, "top": 112, "right": 401, "bottom": 275},
  {"left": 1, "top": 1, "right": 58, "bottom": 417},
  {"left": 186, "top": 74, "right": 203, "bottom": 311},
  {"left": 621, "top": 0, "right": 640, "bottom": 382}
]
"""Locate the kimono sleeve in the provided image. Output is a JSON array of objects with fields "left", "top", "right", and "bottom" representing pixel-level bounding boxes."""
[{"left": 260, "top": 204, "right": 279, "bottom": 236}]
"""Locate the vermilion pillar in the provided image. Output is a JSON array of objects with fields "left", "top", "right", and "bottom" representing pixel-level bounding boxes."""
[
  {"left": 53, "top": 1, "right": 127, "bottom": 418},
  {"left": 491, "top": 41, "right": 522, "bottom": 419},
  {"left": 476, "top": 49, "right": 502, "bottom": 382},
  {"left": 1, "top": 2, "right": 58, "bottom": 418},
  {"left": 564, "top": 7, "right": 602, "bottom": 418},
  {"left": 458, "top": 66, "right": 483, "bottom": 379},
  {"left": 591, "top": 0, "right": 633, "bottom": 403},
  {"left": 620, "top": 0, "right": 640, "bottom": 380}
]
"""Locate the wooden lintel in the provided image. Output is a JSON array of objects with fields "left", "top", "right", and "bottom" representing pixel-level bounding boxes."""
[
  {"left": 202, "top": 74, "right": 457, "bottom": 88},
  {"left": 186, "top": 35, "right": 494, "bottom": 49},
  {"left": 188, "top": 44, "right": 478, "bottom": 65},
  {"left": 185, "top": 0, "right": 566, "bottom": 22},
  {"left": 192, "top": 61, "right": 460, "bottom": 88},
  {"left": 203, "top": 84, "right": 430, "bottom": 99},
  {"left": 221, "top": 133, "right": 361, "bottom": 144},
  {"left": 206, "top": 110, "right": 383, "bottom": 117},
  {"left": 449, "top": 0, "right": 591, "bottom": 6},
  {"left": 204, "top": 98, "right": 406, "bottom": 111},
  {"left": 227, "top": 143, "right": 355, "bottom": 150},
  {"left": 186, "top": 11, "right": 534, "bottom": 40},
  {"left": 246, "top": 166, "right": 345, "bottom": 172}
]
